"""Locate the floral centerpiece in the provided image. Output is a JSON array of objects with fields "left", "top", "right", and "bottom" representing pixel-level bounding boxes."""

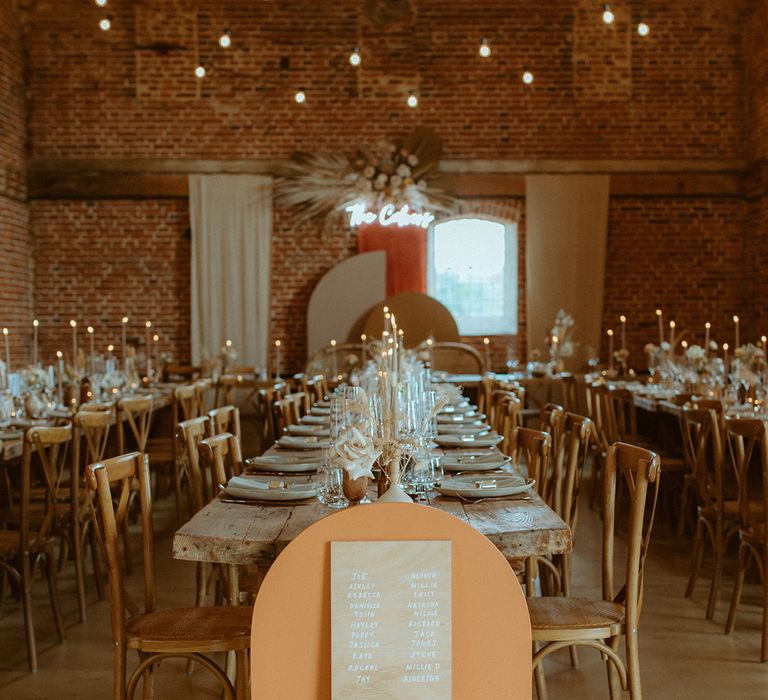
[
  {"left": 548, "top": 309, "right": 576, "bottom": 373},
  {"left": 734, "top": 343, "right": 765, "bottom": 386}
]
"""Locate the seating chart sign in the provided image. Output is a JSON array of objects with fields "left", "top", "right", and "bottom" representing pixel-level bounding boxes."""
[{"left": 331, "top": 540, "right": 452, "bottom": 699}]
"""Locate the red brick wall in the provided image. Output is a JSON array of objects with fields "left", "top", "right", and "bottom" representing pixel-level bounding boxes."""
[
  {"left": 23, "top": 0, "right": 745, "bottom": 161},
  {"left": 602, "top": 197, "right": 747, "bottom": 365},
  {"left": 14, "top": 0, "right": 758, "bottom": 374},
  {"left": 0, "top": 0, "right": 32, "bottom": 365},
  {"left": 30, "top": 200, "right": 191, "bottom": 366}
]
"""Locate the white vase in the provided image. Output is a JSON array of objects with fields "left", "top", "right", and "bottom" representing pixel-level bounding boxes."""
[{"left": 377, "top": 483, "right": 414, "bottom": 503}]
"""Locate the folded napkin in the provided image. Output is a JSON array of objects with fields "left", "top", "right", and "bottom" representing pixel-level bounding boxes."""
[{"left": 228, "top": 476, "right": 271, "bottom": 490}]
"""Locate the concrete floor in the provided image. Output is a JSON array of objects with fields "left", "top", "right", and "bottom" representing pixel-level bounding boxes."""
[{"left": 0, "top": 486, "right": 767, "bottom": 698}]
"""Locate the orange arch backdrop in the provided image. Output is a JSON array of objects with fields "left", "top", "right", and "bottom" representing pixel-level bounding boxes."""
[
  {"left": 358, "top": 223, "right": 427, "bottom": 296},
  {"left": 250, "top": 503, "right": 532, "bottom": 699}
]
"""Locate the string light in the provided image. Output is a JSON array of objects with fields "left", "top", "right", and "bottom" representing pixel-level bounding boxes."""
[
  {"left": 219, "top": 29, "right": 232, "bottom": 48},
  {"left": 478, "top": 37, "right": 491, "bottom": 58},
  {"left": 95, "top": 0, "right": 107, "bottom": 6},
  {"left": 98, "top": 17, "right": 111, "bottom": 31},
  {"left": 195, "top": 65, "right": 206, "bottom": 79},
  {"left": 295, "top": 89, "right": 306, "bottom": 104},
  {"left": 349, "top": 46, "right": 361, "bottom": 66},
  {"left": 637, "top": 21, "right": 650, "bottom": 37},
  {"left": 522, "top": 70, "right": 534, "bottom": 85},
  {"left": 602, "top": 3, "right": 615, "bottom": 24},
  {"left": 407, "top": 91, "right": 418, "bottom": 108}
]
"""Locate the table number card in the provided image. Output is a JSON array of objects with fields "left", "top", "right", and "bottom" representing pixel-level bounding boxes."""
[{"left": 331, "top": 540, "right": 452, "bottom": 699}]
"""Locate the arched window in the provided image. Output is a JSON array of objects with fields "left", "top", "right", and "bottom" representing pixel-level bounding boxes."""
[{"left": 426, "top": 217, "right": 518, "bottom": 335}]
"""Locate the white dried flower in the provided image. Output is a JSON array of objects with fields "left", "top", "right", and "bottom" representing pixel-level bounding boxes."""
[
  {"left": 407, "top": 154, "right": 419, "bottom": 166},
  {"left": 396, "top": 164, "right": 411, "bottom": 177}
]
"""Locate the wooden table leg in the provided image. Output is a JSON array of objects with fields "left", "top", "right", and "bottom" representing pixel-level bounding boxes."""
[{"left": 225, "top": 564, "right": 240, "bottom": 683}]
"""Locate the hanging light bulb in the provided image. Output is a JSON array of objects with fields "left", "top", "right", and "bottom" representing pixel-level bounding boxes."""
[
  {"left": 219, "top": 29, "right": 232, "bottom": 48},
  {"left": 602, "top": 4, "right": 615, "bottom": 24},
  {"left": 522, "top": 70, "right": 534, "bottom": 85},
  {"left": 637, "top": 21, "right": 650, "bottom": 37},
  {"left": 349, "top": 46, "right": 362, "bottom": 66},
  {"left": 407, "top": 92, "right": 418, "bottom": 108},
  {"left": 478, "top": 37, "right": 491, "bottom": 58},
  {"left": 194, "top": 65, "right": 206, "bottom": 79},
  {"left": 98, "top": 17, "right": 111, "bottom": 31},
  {"left": 295, "top": 89, "right": 306, "bottom": 104}
]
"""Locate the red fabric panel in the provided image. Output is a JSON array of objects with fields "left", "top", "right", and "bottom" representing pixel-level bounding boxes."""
[{"left": 357, "top": 223, "right": 427, "bottom": 296}]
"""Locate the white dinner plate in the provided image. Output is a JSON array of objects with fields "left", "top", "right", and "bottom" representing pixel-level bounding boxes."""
[
  {"left": 301, "top": 414, "right": 329, "bottom": 425},
  {"left": 440, "top": 453, "right": 512, "bottom": 472},
  {"left": 223, "top": 476, "right": 317, "bottom": 501},
  {"left": 439, "top": 401, "right": 475, "bottom": 415},
  {"left": 434, "top": 433, "right": 503, "bottom": 448},
  {"left": 436, "top": 422, "right": 490, "bottom": 435},
  {"left": 435, "top": 474, "right": 534, "bottom": 499},
  {"left": 437, "top": 412, "right": 485, "bottom": 424},
  {"left": 286, "top": 424, "right": 330, "bottom": 437},
  {"left": 277, "top": 435, "right": 329, "bottom": 450},
  {"left": 246, "top": 455, "right": 322, "bottom": 473}
]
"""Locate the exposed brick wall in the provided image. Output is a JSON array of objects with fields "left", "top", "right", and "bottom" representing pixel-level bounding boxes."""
[
  {"left": 23, "top": 0, "right": 745, "bottom": 161},
  {"left": 601, "top": 197, "right": 747, "bottom": 365},
  {"left": 30, "top": 200, "right": 191, "bottom": 366},
  {"left": 13, "top": 0, "right": 761, "bottom": 374},
  {"left": 0, "top": 0, "right": 32, "bottom": 364}
]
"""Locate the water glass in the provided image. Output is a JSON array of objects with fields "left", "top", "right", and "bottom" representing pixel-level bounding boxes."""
[{"left": 317, "top": 462, "right": 347, "bottom": 509}]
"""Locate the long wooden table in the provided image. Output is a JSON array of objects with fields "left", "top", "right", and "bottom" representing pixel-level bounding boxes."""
[{"left": 173, "top": 435, "right": 572, "bottom": 568}]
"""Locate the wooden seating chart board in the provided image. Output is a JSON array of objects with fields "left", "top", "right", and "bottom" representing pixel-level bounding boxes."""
[
  {"left": 331, "top": 541, "right": 451, "bottom": 698},
  {"left": 250, "top": 503, "right": 532, "bottom": 699}
]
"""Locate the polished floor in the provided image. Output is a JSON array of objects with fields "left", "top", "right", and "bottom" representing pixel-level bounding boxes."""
[{"left": 0, "top": 484, "right": 767, "bottom": 698}]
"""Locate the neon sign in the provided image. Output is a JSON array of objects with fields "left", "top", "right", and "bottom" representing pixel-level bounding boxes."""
[{"left": 346, "top": 203, "right": 435, "bottom": 229}]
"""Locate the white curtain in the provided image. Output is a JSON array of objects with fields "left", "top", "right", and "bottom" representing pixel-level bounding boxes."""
[
  {"left": 525, "top": 174, "right": 610, "bottom": 363},
  {"left": 189, "top": 174, "right": 272, "bottom": 369}
]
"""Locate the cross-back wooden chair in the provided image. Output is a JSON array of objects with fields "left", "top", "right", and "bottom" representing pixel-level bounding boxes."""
[
  {"left": 477, "top": 374, "right": 495, "bottom": 415},
  {"left": 170, "top": 385, "right": 203, "bottom": 519},
  {"left": 86, "top": 452, "right": 251, "bottom": 699},
  {"left": 272, "top": 392, "right": 306, "bottom": 437},
  {"left": 301, "top": 374, "right": 328, "bottom": 410},
  {"left": 724, "top": 418, "right": 768, "bottom": 661},
  {"left": 214, "top": 374, "right": 245, "bottom": 408},
  {"left": 489, "top": 389, "right": 517, "bottom": 435},
  {"left": 117, "top": 396, "right": 154, "bottom": 454},
  {"left": 681, "top": 407, "right": 735, "bottom": 620},
  {"left": 585, "top": 382, "right": 618, "bottom": 509},
  {"left": 174, "top": 384, "right": 200, "bottom": 423},
  {"left": 194, "top": 378, "right": 214, "bottom": 416},
  {"left": 528, "top": 442, "right": 661, "bottom": 700},
  {"left": 72, "top": 409, "right": 115, "bottom": 614},
  {"left": 199, "top": 432, "right": 245, "bottom": 490},
  {"left": 538, "top": 403, "right": 566, "bottom": 509},
  {"left": 209, "top": 405, "right": 241, "bottom": 441},
  {"left": 559, "top": 373, "right": 580, "bottom": 413},
  {"left": 0, "top": 425, "right": 71, "bottom": 670},
  {"left": 162, "top": 363, "right": 201, "bottom": 382},
  {"left": 499, "top": 396, "right": 523, "bottom": 456}
]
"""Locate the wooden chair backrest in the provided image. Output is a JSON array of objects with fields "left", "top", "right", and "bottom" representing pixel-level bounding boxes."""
[
  {"left": 559, "top": 373, "right": 580, "bottom": 413},
  {"left": 199, "top": 432, "right": 244, "bottom": 489},
  {"left": 163, "top": 363, "right": 201, "bottom": 382},
  {"left": 214, "top": 374, "right": 246, "bottom": 408},
  {"left": 194, "top": 378, "right": 214, "bottom": 415},
  {"left": 724, "top": 418, "right": 768, "bottom": 548},
  {"left": 20, "top": 425, "right": 73, "bottom": 550},
  {"left": 602, "top": 442, "right": 661, "bottom": 627},
  {"left": 477, "top": 374, "right": 495, "bottom": 415},
  {"left": 538, "top": 403, "right": 566, "bottom": 508},
  {"left": 254, "top": 389, "right": 277, "bottom": 453},
  {"left": 174, "top": 384, "right": 200, "bottom": 423},
  {"left": 75, "top": 409, "right": 113, "bottom": 465},
  {"left": 559, "top": 413, "right": 593, "bottom": 527},
  {"left": 509, "top": 427, "right": 551, "bottom": 495},
  {"left": 178, "top": 416, "right": 211, "bottom": 511},
  {"left": 272, "top": 392, "right": 306, "bottom": 436},
  {"left": 117, "top": 396, "right": 154, "bottom": 453},
  {"left": 301, "top": 374, "right": 328, "bottom": 408},
  {"left": 489, "top": 389, "right": 516, "bottom": 434},
  {"left": 430, "top": 342, "right": 484, "bottom": 374},
  {"left": 681, "top": 407, "right": 724, "bottom": 508},
  {"left": 78, "top": 401, "right": 115, "bottom": 413},
  {"left": 499, "top": 396, "right": 523, "bottom": 455},
  {"left": 585, "top": 382, "right": 618, "bottom": 452},
  {"left": 208, "top": 404, "right": 241, "bottom": 439},
  {"left": 85, "top": 452, "right": 155, "bottom": 649},
  {"left": 609, "top": 388, "right": 639, "bottom": 442}
]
